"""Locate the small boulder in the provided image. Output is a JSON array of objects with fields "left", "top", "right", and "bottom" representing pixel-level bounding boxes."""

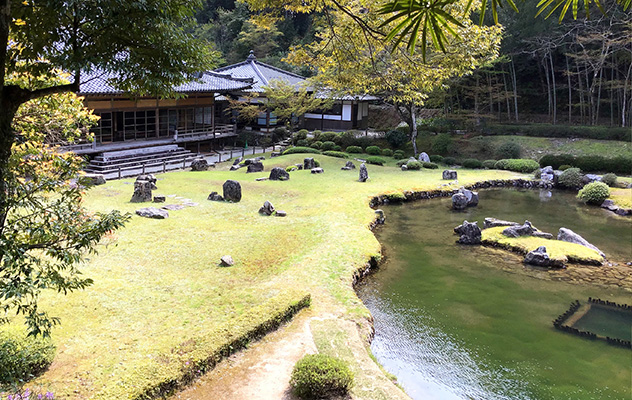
[
  {"left": 304, "top": 158, "right": 315, "bottom": 170},
  {"left": 443, "top": 170, "right": 457, "bottom": 180},
  {"left": 454, "top": 220, "right": 481, "bottom": 244},
  {"left": 190, "top": 158, "right": 209, "bottom": 171},
  {"left": 311, "top": 167, "right": 324, "bottom": 174},
  {"left": 275, "top": 210, "right": 287, "bottom": 217},
  {"left": 220, "top": 255, "right": 234, "bottom": 267},
  {"left": 259, "top": 200, "right": 275, "bottom": 216},
  {"left": 247, "top": 161, "right": 264, "bottom": 173},
  {"left": 137, "top": 174, "right": 157, "bottom": 189},
  {"left": 374, "top": 209, "right": 385, "bottom": 224},
  {"left": 256, "top": 177, "right": 269, "bottom": 181},
  {"left": 400, "top": 165, "right": 408, "bottom": 171},
  {"left": 295, "top": 164, "right": 304, "bottom": 170},
  {"left": 540, "top": 166, "right": 555, "bottom": 183},
  {"left": 271, "top": 152, "right": 281, "bottom": 158},
  {"left": 269, "top": 167, "right": 290, "bottom": 181},
  {"left": 83, "top": 173, "right": 106, "bottom": 186},
  {"left": 418, "top": 152, "right": 430, "bottom": 163},
  {"left": 131, "top": 180, "right": 153, "bottom": 203},
  {"left": 162, "top": 204, "right": 185, "bottom": 211},
  {"left": 222, "top": 180, "right": 242, "bottom": 202},
  {"left": 207, "top": 191, "right": 224, "bottom": 202},
  {"left": 153, "top": 194, "right": 166, "bottom": 203},
  {"left": 600, "top": 199, "right": 618, "bottom": 211},
  {"left": 136, "top": 207, "right": 169, "bottom": 219},
  {"left": 232, "top": 157, "right": 243, "bottom": 165},
  {"left": 582, "top": 174, "right": 602, "bottom": 185},
  {"left": 483, "top": 218, "right": 519, "bottom": 229},
  {"left": 341, "top": 161, "right": 356, "bottom": 171},
  {"left": 502, "top": 220, "right": 536, "bottom": 238},
  {"left": 359, "top": 163, "right": 369, "bottom": 182},
  {"left": 230, "top": 164, "right": 242, "bottom": 171},
  {"left": 524, "top": 246, "right": 550, "bottom": 267},
  {"left": 458, "top": 187, "right": 478, "bottom": 206},
  {"left": 557, "top": 227, "right": 605, "bottom": 258},
  {"left": 451, "top": 193, "right": 468, "bottom": 210}
]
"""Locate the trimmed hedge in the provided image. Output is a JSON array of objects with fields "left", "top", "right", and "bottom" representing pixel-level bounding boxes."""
[
  {"left": 494, "top": 159, "right": 540, "bottom": 173},
  {"left": 283, "top": 147, "right": 321, "bottom": 155},
  {"left": 366, "top": 156, "right": 385, "bottom": 166},
  {"left": 322, "top": 151, "right": 348, "bottom": 159},
  {"left": 346, "top": 146, "right": 363, "bottom": 154},
  {"left": 320, "top": 141, "right": 336, "bottom": 151},
  {"left": 443, "top": 157, "right": 457, "bottom": 165},
  {"left": 601, "top": 173, "right": 617, "bottom": 187},
  {"left": 0, "top": 330, "right": 56, "bottom": 386},
  {"left": 422, "top": 162, "right": 439, "bottom": 169},
  {"left": 318, "top": 131, "right": 338, "bottom": 142},
  {"left": 484, "top": 123, "right": 632, "bottom": 141},
  {"left": 406, "top": 160, "right": 422, "bottom": 170},
  {"left": 429, "top": 154, "right": 444, "bottom": 163},
  {"left": 290, "top": 354, "right": 353, "bottom": 399},
  {"left": 396, "top": 158, "right": 410, "bottom": 167},
  {"left": 539, "top": 154, "right": 632, "bottom": 174},
  {"left": 462, "top": 158, "right": 483, "bottom": 169},
  {"left": 365, "top": 146, "right": 382, "bottom": 155},
  {"left": 496, "top": 141, "right": 521, "bottom": 159},
  {"left": 385, "top": 129, "right": 409, "bottom": 148},
  {"left": 393, "top": 150, "right": 405, "bottom": 159},
  {"left": 381, "top": 148, "right": 394, "bottom": 157},
  {"left": 310, "top": 141, "right": 323, "bottom": 150},
  {"left": 483, "top": 159, "right": 497, "bottom": 169}
]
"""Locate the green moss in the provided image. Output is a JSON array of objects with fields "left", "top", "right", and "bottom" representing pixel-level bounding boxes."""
[{"left": 609, "top": 188, "right": 632, "bottom": 209}]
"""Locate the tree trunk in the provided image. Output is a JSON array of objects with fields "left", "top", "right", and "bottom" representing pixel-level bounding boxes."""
[
  {"left": 577, "top": 62, "right": 585, "bottom": 124},
  {"left": 0, "top": 100, "right": 19, "bottom": 236},
  {"left": 596, "top": 66, "right": 604, "bottom": 124},
  {"left": 549, "top": 52, "right": 557, "bottom": 124},
  {"left": 410, "top": 106, "right": 418, "bottom": 156},
  {"left": 622, "top": 60, "right": 632, "bottom": 127},
  {"left": 511, "top": 58, "right": 519, "bottom": 122},
  {"left": 502, "top": 65, "right": 511, "bottom": 121},
  {"left": 566, "top": 55, "right": 572, "bottom": 124},
  {"left": 541, "top": 57, "right": 552, "bottom": 121}
]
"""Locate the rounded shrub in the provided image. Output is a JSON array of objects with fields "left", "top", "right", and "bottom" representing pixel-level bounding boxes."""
[
  {"left": 483, "top": 160, "right": 497, "bottom": 169},
  {"left": 601, "top": 173, "right": 617, "bottom": 187},
  {"left": 431, "top": 133, "right": 453, "bottom": 155},
  {"left": 366, "top": 156, "right": 385, "bottom": 166},
  {"left": 396, "top": 158, "right": 410, "bottom": 167},
  {"left": 422, "top": 162, "right": 439, "bottom": 169},
  {"left": 311, "top": 130, "right": 322, "bottom": 140},
  {"left": 293, "top": 129, "right": 308, "bottom": 144},
  {"left": 496, "top": 141, "right": 521, "bottom": 159},
  {"left": 318, "top": 131, "right": 338, "bottom": 142},
  {"left": 429, "top": 154, "right": 444, "bottom": 163},
  {"left": 577, "top": 181, "right": 610, "bottom": 204},
  {"left": 346, "top": 146, "right": 363, "bottom": 154},
  {"left": 333, "top": 145, "right": 342, "bottom": 151},
  {"left": 406, "top": 160, "right": 422, "bottom": 170},
  {"left": 443, "top": 157, "right": 457, "bottom": 165},
  {"left": 558, "top": 167, "right": 583, "bottom": 189},
  {"left": 310, "top": 141, "right": 323, "bottom": 150},
  {"left": 290, "top": 354, "right": 353, "bottom": 399},
  {"left": 559, "top": 165, "right": 572, "bottom": 171},
  {"left": 494, "top": 159, "right": 509, "bottom": 170},
  {"left": 283, "top": 147, "right": 322, "bottom": 155},
  {"left": 320, "top": 141, "right": 336, "bottom": 151},
  {"left": 365, "top": 146, "right": 382, "bottom": 155},
  {"left": 322, "top": 151, "right": 348, "bottom": 159},
  {"left": 285, "top": 165, "right": 297, "bottom": 172},
  {"left": 381, "top": 148, "right": 394, "bottom": 157},
  {"left": 296, "top": 139, "right": 309, "bottom": 147},
  {"left": 462, "top": 158, "right": 483, "bottom": 169},
  {"left": 393, "top": 150, "right": 405, "bottom": 159},
  {"left": 0, "top": 330, "right": 56, "bottom": 386},
  {"left": 385, "top": 129, "right": 409, "bottom": 148},
  {"left": 314, "top": 159, "right": 321, "bottom": 168}
]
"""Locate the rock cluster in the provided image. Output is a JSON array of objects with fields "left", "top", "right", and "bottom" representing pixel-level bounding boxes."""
[
  {"left": 600, "top": 200, "right": 631, "bottom": 216},
  {"left": 502, "top": 220, "right": 553, "bottom": 239},
  {"left": 258, "top": 200, "right": 286, "bottom": 217},
  {"left": 454, "top": 220, "right": 482, "bottom": 244}
]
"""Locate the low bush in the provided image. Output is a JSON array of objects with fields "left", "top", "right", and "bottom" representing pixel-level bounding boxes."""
[
  {"left": 484, "top": 123, "right": 632, "bottom": 141},
  {"left": 285, "top": 165, "right": 297, "bottom": 172},
  {"left": 601, "top": 173, "right": 617, "bottom": 187},
  {"left": 292, "top": 129, "right": 308, "bottom": 144},
  {"left": 333, "top": 145, "right": 342, "bottom": 151},
  {"left": 540, "top": 153, "right": 632, "bottom": 174},
  {"left": 320, "top": 141, "right": 336, "bottom": 151},
  {"left": 558, "top": 168, "right": 583, "bottom": 189},
  {"left": 322, "top": 151, "right": 348, "bottom": 158},
  {"left": 443, "top": 157, "right": 457, "bottom": 165},
  {"left": 311, "top": 130, "right": 322, "bottom": 140},
  {"left": 314, "top": 159, "right": 321, "bottom": 168},
  {"left": 396, "top": 158, "right": 410, "bottom": 167},
  {"left": 290, "top": 354, "right": 354, "bottom": 399},
  {"left": 0, "top": 330, "right": 56, "bottom": 386},
  {"left": 429, "top": 154, "right": 444, "bottom": 163},
  {"left": 539, "top": 154, "right": 576, "bottom": 169},
  {"left": 494, "top": 159, "right": 540, "bottom": 173},
  {"left": 346, "top": 146, "right": 363, "bottom": 154},
  {"left": 318, "top": 131, "right": 338, "bottom": 143},
  {"left": 283, "top": 147, "right": 322, "bottom": 155},
  {"left": 366, "top": 156, "right": 385, "bottom": 165},
  {"left": 393, "top": 150, "right": 405, "bottom": 159},
  {"left": 496, "top": 141, "right": 522, "bottom": 159},
  {"left": 385, "top": 129, "right": 409, "bottom": 148},
  {"left": 423, "top": 162, "right": 439, "bottom": 169},
  {"left": 406, "top": 160, "right": 422, "bottom": 170},
  {"left": 462, "top": 158, "right": 483, "bottom": 169},
  {"left": 577, "top": 182, "right": 610, "bottom": 204},
  {"left": 483, "top": 160, "right": 497, "bottom": 169},
  {"left": 296, "top": 139, "right": 309, "bottom": 147},
  {"left": 310, "top": 141, "right": 323, "bottom": 150},
  {"left": 365, "top": 146, "right": 382, "bottom": 155},
  {"left": 381, "top": 148, "right": 394, "bottom": 157},
  {"left": 559, "top": 165, "right": 572, "bottom": 171}
]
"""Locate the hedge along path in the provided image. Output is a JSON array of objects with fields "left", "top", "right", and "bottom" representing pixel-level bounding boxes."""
[{"left": 22, "top": 154, "right": 526, "bottom": 399}]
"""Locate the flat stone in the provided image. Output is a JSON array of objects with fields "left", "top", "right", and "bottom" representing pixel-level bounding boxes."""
[
  {"left": 161, "top": 204, "right": 185, "bottom": 211},
  {"left": 256, "top": 177, "right": 269, "bottom": 181},
  {"left": 502, "top": 221, "right": 536, "bottom": 237},
  {"left": 483, "top": 218, "right": 519, "bottom": 229},
  {"left": 83, "top": 173, "right": 106, "bottom": 185},
  {"left": 275, "top": 210, "right": 287, "bottom": 217},
  {"left": 136, "top": 207, "right": 168, "bottom": 219},
  {"left": 311, "top": 167, "right": 324, "bottom": 174},
  {"left": 220, "top": 255, "right": 234, "bottom": 267},
  {"left": 230, "top": 164, "right": 241, "bottom": 171},
  {"left": 271, "top": 152, "right": 281, "bottom": 158},
  {"left": 153, "top": 195, "right": 166, "bottom": 203},
  {"left": 232, "top": 157, "right": 243, "bottom": 165}
]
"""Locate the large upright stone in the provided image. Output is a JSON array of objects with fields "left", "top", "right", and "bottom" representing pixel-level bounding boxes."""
[
  {"left": 557, "top": 227, "right": 605, "bottom": 259},
  {"left": 418, "top": 152, "right": 430, "bottom": 162},
  {"left": 246, "top": 161, "right": 264, "bottom": 173},
  {"left": 223, "top": 180, "right": 242, "bottom": 202},
  {"left": 359, "top": 163, "right": 369, "bottom": 182},
  {"left": 131, "top": 180, "right": 153, "bottom": 203},
  {"left": 454, "top": 220, "right": 482, "bottom": 244},
  {"left": 451, "top": 193, "right": 468, "bottom": 210},
  {"left": 443, "top": 170, "right": 457, "bottom": 180},
  {"left": 524, "top": 246, "right": 550, "bottom": 267},
  {"left": 304, "top": 157, "right": 316, "bottom": 170},
  {"left": 136, "top": 174, "right": 157, "bottom": 190},
  {"left": 190, "top": 159, "right": 209, "bottom": 171},
  {"left": 269, "top": 167, "right": 290, "bottom": 181}
]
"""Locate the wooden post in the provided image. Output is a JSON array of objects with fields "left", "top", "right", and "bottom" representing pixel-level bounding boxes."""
[
  {"left": 218, "top": 152, "right": 222, "bottom": 163},
  {"left": 183, "top": 156, "right": 186, "bottom": 169},
  {"left": 142, "top": 164, "right": 146, "bottom": 174},
  {"left": 252, "top": 146, "right": 255, "bottom": 155},
  {"left": 163, "top": 161, "right": 166, "bottom": 173},
  {"left": 230, "top": 150, "right": 233, "bottom": 159},
  {"left": 241, "top": 148, "right": 245, "bottom": 157},
  {"left": 118, "top": 167, "right": 121, "bottom": 180}
]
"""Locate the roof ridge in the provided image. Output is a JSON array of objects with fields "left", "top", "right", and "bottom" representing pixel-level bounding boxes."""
[
  {"left": 251, "top": 60, "right": 306, "bottom": 80},
  {"left": 249, "top": 60, "right": 268, "bottom": 86}
]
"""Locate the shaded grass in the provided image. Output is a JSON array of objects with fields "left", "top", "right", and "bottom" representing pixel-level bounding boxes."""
[
  {"left": 15, "top": 154, "right": 528, "bottom": 399},
  {"left": 481, "top": 226, "right": 604, "bottom": 265},
  {"left": 609, "top": 188, "right": 632, "bottom": 209}
]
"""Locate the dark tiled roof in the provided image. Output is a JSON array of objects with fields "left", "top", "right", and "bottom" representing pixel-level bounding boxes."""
[
  {"left": 214, "top": 51, "right": 306, "bottom": 92},
  {"left": 78, "top": 70, "right": 253, "bottom": 96}
]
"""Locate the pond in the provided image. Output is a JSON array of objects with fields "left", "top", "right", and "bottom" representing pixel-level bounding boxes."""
[{"left": 356, "top": 189, "right": 632, "bottom": 400}]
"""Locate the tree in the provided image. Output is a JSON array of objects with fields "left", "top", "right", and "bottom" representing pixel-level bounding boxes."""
[
  {"left": 286, "top": 0, "right": 502, "bottom": 155},
  {"left": 1, "top": 0, "right": 211, "bottom": 335}
]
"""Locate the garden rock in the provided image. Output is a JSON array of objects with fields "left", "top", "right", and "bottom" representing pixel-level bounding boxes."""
[
  {"left": 256, "top": 177, "right": 268, "bottom": 181},
  {"left": 341, "top": 161, "right": 356, "bottom": 171},
  {"left": 230, "top": 164, "right": 241, "bottom": 171},
  {"left": 359, "top": 163, "right": 369, "bottom": 182},
  {"left": 190, "top": 159, "right": 209, "bottom": 171},
  {"left": 259, "top": 200, "right": 275, "bottom": 216},
  {"left": 600, "top": 199, "right": 618, "bottom": 211},
  {"left": 454, "top": 220, "right": 481, "bottom": 244},
  {"left": 222, "top": 180, "right": 242, "bottom": 202},
  {"left": 162, "top": 204, "right": 185, "bottom": 211},
  {"left": 401, "top": 165, "right": 408, "bottom": 171},
  {"left": 135, "top": 207, "right": 168, "bottom": 219},
  {"left": 220, "top": 255, "right": 234, "bottom": 267},
  {"left": 557, "top": 227, "right": 605, "bottom": 259},
  {"left": 295, "top": 164, "right": 304, "bottom": 170},
  {"left": 502, "top": 220, "right": 536, "bottom": 237},
  {"left": 269, "top": 167, "right": 290, "bottom": 181},
  {"left": 207, "top": 191, "right": 224, "bottom": 202},
  {"left": 311, "top": 167, "right": 324, "bottom": 174},
  {"left": 271, "top": 152, "right": 281, "bottom": 158},
  {"left": 233, "top": 157, "right": 243, "bottom": 165},
  {"left": 458, "top": 187, "right": 478, "bottom": 206},
  {"left": 443, "top": 170, "right": 457, "bottom": 180},
  {"left": 418, "top": 152, "right": 430, "bottom": 162},
  {"left": 483, "top": 217, "right": 519, "bottom": 229},
  {"left": 83, "top": 173, "right": 106, "bottom": 186},
  {"left": 375, "top": 209, "right": 385, "bottom": 224},
  {"left": 451, "top": 193, "right": 468, "bottom": 210},
  {"left": 582, "top": 174, "right": 602, "bottom": 185},
  {"left": 275, "top": 210, "right": 287, "bottom": 217},
  {"left": 540, "top": 166, "right": 555, "bottom": 182},
  {"left": 247, "top": 161, "right": 264, "bottom": 173},
  {"left": 304, "top": 158, "right": 315, "bottom": 170},
  {"left": 131, "top": 180, "right": 153, "bottom": 203},
  {"left": 136, "top": 174, "right": 157, "bottom": 189},
  {"left": 153, "top": 194, "right": 166, "bottom": 203},
  {"left": 524, "top": 246, "right": 550, "bottom": 267}
]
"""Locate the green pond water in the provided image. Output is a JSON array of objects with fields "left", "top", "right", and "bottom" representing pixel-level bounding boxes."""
[
  {"left": 573, "top": 305, "right": 632, "bottom": 340},
  {"left": 356, "top": 189, "right": 632, "bottom": 400}
]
